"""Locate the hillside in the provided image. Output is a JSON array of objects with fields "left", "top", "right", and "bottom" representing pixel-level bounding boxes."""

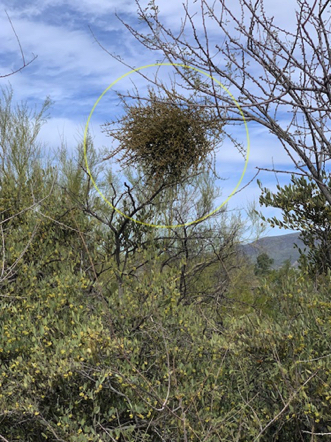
[{"left": 240, "top": 232, "right": 306, "bottom": 268}]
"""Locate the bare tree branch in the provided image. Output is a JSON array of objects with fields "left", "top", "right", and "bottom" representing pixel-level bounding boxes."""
[
  {"left": 1, "top": 11, "right": 37, "bottom": 78},
  {"left": 97, "top": 0, "right": 331, "bottom": 205}
]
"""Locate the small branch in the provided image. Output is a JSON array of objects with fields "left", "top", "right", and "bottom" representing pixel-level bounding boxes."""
[
  {"left": 154, "top": 319, "right": 171, "bottom": 412},
  {"left": 232, "top": 169, "right": 260, "bottom": 196},
  {"left": 1, "top": 11, "right": 37, "bottom": 78},
  {"left": 0, "top": 225, "right": 5, "bottom": 278},
  {"left": 302, "top": 0, "right": 318, "bottom": 28},
  {"left": 5, "top": 10, "right": 25, "bottom": 65},
  {"left": 0, "top": 221, "right": 40, "bottom": 284},
  {"left": 38, "top": 210, "right": 93, "bottom": 237},
  {"left": 253, "top": 370, "right": 319, "bottom": 441},
  {"left": 70, "top": 210, "right": 97, "bottom": 280},
  {"left": 256, "top": 167, "right": 307, "bottom": 177},
  {"left": 302, "top": 431, "right": 331, "bottom": 436},
  {"left": 0, "top": 177, "right": 55, "bottom": 226}
]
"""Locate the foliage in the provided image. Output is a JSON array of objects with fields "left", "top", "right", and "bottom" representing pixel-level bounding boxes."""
[
  {"left": 254, "top": 253, "right": 274, "bottom": 276},
  {"left": 257, "top": 175, "right": 331, "bottom": 276},
  {"left": 3, "top": 196, "right": 331, "bottom": 441},
  {"left": 2, "top": 90, "right": 331, "bottom": 441},
  {"left": 101, "top": 90, "right": 224, "bottom": 186}
]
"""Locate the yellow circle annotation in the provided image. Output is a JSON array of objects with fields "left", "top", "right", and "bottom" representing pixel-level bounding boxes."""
[{"left": 84, "top": 63, "right": 250, "bottom": 229}]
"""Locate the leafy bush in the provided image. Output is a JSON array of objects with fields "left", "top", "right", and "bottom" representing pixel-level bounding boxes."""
[{"left": 2, "top": 88, "right": 331, "bottom": 441}]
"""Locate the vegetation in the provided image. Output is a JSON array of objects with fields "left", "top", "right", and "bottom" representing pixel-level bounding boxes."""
[
  {"left": 258, "top": 176, "right": 331, "bottom": 276},
  {"left": 240, "top": 232, "right": 303, "bottom": 270},
  {"left": 109, "top": 0, "right": 331, "bottom": 206},
  {"left": 1, "top": 83, "right": 331, "bottom": 442},
  {"left": 254, "top": 253, "right": 274, "bottom": 276},
  {"left": 101, "top": 90, "right": 224, "bottom": 187}
]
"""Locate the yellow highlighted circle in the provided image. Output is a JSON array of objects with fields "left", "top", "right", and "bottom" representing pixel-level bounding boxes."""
[{"left": 84, "top": 63, "right": 250, "bottom": 228}]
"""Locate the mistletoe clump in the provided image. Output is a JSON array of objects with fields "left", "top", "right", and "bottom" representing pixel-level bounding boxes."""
[{"left": 103, "top": 94, "right": 224, "bottom": 186}]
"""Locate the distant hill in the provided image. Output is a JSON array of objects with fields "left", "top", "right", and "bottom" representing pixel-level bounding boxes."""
[{"left": 240, "top": 232, "right": 306, "bottom": 268}]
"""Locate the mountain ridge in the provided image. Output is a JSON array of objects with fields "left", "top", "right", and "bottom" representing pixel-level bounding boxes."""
[{"left": 240, "top": 232, "right": 305, "bottom": 268}]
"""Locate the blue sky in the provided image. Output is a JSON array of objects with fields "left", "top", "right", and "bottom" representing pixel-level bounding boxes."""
[{"left": 0, "top": 0, "right": 307, "bottom": 240}]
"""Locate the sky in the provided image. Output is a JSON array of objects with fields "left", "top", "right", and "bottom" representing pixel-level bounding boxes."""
[{"left": 0, "top": 0, "right": 308, "bottom": 241}]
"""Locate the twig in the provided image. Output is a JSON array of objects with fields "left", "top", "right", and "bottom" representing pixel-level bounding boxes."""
[
  {"left": 302, "top": 0, "right": 318, "bottom": 28},
  {"left": 70, "top": 211, "right": 97, "bottom": 280},
  {"left": 38, "top": 210, "right": 93, "bottom": 237},
  {"left": 0, "top": 222, "right": 40, "bottom": 284},
  {"left": 302, "top": 431, "right": 331, "bottom": 436},
  {"left": 231, "top": 169, "right": 260, "bottom": 196},
  {"left": 0, "top": 177, "right": 55, "bottom": 226},
  {"left": 154, "top": 319, "right": 171, "bottom": 412},
  {"left": 0, "top": 225, "right": 5, "bottom": 278},
  {"left": 256, "top": 167, "right": 307, "bottom": 177},
  {"left": 1, "top": 11, "right": 37, "bottom": 78},
  {"left": 39, "top": 416, "right": 67, "bottom": 442},
  {"left": 253, "top": 370, "right": 319, "bottom": 441},
  {"left": 295, "top": 352, "right": 331, "bottom": 364},
  {"left": 5, "top": 10, "right": 25, "bottom": 65}
]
